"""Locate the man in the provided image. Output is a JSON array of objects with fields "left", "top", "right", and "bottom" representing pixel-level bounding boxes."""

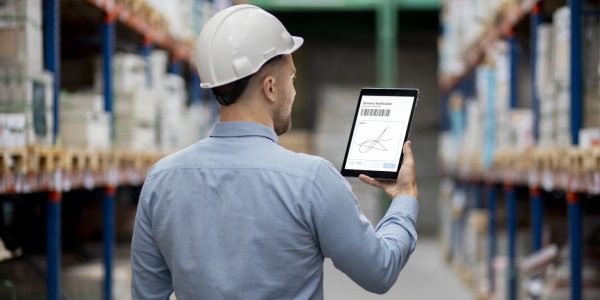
[{"left": 131, "top": 4, "right": 418, "bottom": 299}]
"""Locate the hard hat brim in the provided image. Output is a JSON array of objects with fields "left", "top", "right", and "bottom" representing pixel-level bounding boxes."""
[{"left": 289, "top": 36, "right": 304, "bottom": 54}]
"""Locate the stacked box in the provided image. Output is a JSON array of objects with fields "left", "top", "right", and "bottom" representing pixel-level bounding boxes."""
[
  {"left": 584, "top": 14, "right": 600, "bottom": 128},
  {"left": 553, "top": 7, "right": 571, "bottom": 146},
  {"left": 95, "top": 53, "right": 147, "bottom": 93},
  {"left": 0, "top": 0, "right": 43, "bottom": 76},
  {"left": 114, "top": 89, "right": 156, "bottom": 126},
  {"left": 0, "top": 70, "right": 53, "bottom": 147},
  {"left": 537, "top": 24, "right": 556, "bottom": 148},
  {"left": 461, "top": 99, "right": 484, "bottom": 158},
  {"left": 114, "top": 119, "right": 156, "bottom": 151},
  {"left": 150, "top": 50, "right": 168, "bottom": 90},
  {"left": 156, "top": 74, "right": 191, "bottom": 151},
  {"left": 0, "top": 0, "right": 51, "bottom": 147},
  {"left": 508, "top": 109, "right": 534, "bottom": 151},
  {"left": 94, "top": 52, "right": 158, "bottom": 151},
  {"left": 114, "top": 89, "right": 156, "bottom": 150},
  {"left": 60, "top": 92, "right": 110, "bottom": 150},
  {"left": 491, "top": 41, "right": 512, "bottom": 151}
]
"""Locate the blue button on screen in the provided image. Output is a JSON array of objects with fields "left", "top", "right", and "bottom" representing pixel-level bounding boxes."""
[{"left": 383, "top": 163, "right": 396, "bottom": 169}]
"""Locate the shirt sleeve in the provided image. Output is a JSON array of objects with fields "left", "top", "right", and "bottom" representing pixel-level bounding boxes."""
[
  {"left": 131, "top": 177, "right": 174, "bottom": 300},
  {"left": 307, "top": 160, "right": 418, "bottom": 294}
]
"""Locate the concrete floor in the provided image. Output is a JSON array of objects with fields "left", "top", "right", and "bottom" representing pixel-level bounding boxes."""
[
  {"left": 323, "top": 237, "right": 473, "bottom": 300},
  {"left": 0, "top": 237, "right": 473, "bottom": 299},
  {"left": 115, "top": 236, "right": 474, "bottom": 299}
]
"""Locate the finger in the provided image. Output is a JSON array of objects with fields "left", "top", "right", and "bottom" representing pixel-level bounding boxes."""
[
  {"left": 402, "top": 141, "right": 415, "bottom": 165},
  {"left": 359, "top": 174, "right": 381, "bottom": 188}
]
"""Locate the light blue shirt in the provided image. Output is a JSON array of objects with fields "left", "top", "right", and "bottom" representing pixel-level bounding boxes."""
[{"left": 131, "top": 122, "right": 418, "bottom": 299}]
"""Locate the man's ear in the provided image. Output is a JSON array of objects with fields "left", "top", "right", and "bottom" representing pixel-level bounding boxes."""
[{"left": 262, "top": 75, "right": 277, "bottom": 103}]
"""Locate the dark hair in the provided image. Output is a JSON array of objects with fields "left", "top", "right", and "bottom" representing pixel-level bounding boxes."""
[{"left": 211, "top": 55, "right": 284, "bottom": 106}]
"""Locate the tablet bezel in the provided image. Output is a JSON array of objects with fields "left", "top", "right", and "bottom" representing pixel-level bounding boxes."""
[{"left": 340, "top": 88, "right": 419, "bottom": 180}]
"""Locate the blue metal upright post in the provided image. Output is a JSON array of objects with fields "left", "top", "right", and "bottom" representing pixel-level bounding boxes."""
[
  {"left": 43, "top": 0, "right": 60, "bottom": 143},
  {"left": 531, "top": 187, "right": 544, "bottom": 252},
  {"left": 569, "top": 0, "right": 583, "bottom": 299},
  {"left": 103, "top": 186, "right": 116, "bottom": 300},
  {"left": 531, "top": 2, "right": 543, "bottom": 141},
  {"left": 190, "top": 72, "right": 202, "bottom": 104},
  {"left": 531, "top": 185, "right": 544, "bottom": 300},
  {"left": 487, "top": 183, "right": 497, "bottom": 293},
  {"left": 506, "top": 27, "right": 519, "bottom": 300},
  {"left": 506, "top": 184, "right": 517, "bottom": 300},
  {"left": 102, "top": 12, "right": 116, "bottom": 300},
  {"left": 168, "top": 58, "right": 183, "bottom": 76},
  {"left": 568, "top": 192, "right": 582, "bottom": 300},
  {"left": 103, "top": 13, "right": 116, "bottom": 141},
  {"left": 46, "top": 191, "right": 61, "bottom": 300},
  {"left": 475, "top": 182, "right": 483, "bottom": 209},
  {"left": 43, "top": 0, "right": 61, "bottom": 299}
]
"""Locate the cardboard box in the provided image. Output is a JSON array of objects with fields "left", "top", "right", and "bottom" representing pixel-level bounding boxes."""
[
  {"left": 553, "top": 6, "right": 570, "bottom": 87},
  {"left": 0, "top": 0, "right": 43, "bottom": 75},
  {"left": 0, "top": 0, "right": 42, "bottom": 28},
  {"left": 95, "top": 53, "right": 147, "bottom": 93},
  {"left": 60, "top": 92, "right": 104, "bottom": 115},
  {"left": 114, "top": 89, "right": 156, "bottom": 126},
  {"left": 115, "top": 124, "right": 155, "bottom": 151},
  {"left": 60, "top": 111, "right": 110, "bottom": 150}
]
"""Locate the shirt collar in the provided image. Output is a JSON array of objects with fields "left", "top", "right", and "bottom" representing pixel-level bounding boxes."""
[{"left": 210, "top": 122, "right": 279, "bottom": 144}]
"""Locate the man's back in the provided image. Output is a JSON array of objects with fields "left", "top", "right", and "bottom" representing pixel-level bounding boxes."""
[
  {"left": 131, "top": 122, "right": 418, "bottom": 299},
  {"left": 133, "top": 122, "right": 331, "bottom": 299}
]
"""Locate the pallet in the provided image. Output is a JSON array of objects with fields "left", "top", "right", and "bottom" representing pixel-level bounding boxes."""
[
  {"left": 27, "top": 146, "right": 61, "bottom": 173},
  {"left": 0, "top": 148, "right": 27, "bottom": 174}
]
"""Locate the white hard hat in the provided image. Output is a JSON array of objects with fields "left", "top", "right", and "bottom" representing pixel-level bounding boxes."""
[{"left": 195, "top": 4, "right": 304, "bottom": 89}]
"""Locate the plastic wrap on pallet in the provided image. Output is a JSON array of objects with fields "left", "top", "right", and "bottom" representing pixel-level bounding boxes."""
[
  {"left": 579, "top": 128, "right": 600, "bottom": 148},
  {"left": 0, "top": 70, "right": 53, "bottom": 147}
]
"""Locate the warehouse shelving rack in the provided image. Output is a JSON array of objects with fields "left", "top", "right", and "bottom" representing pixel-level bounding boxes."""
[
  {"left": 0, "top": 0, "right": 203, "bottom": 299},
  {"left": 440, "top": 0, "right": 591, "bottom": 299}
]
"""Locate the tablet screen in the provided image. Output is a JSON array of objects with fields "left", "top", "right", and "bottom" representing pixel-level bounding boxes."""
[{"left": 341, "top": 88, "right": 418, "bottom": 179}]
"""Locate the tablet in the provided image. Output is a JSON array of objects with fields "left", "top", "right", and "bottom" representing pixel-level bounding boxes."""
[{"left": 341, "top": 88, "right": 418, "bottom": 180}]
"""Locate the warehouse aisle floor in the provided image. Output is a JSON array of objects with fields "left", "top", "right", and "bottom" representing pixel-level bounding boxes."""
[
  {"left": 3, "top": 237, "right": 472, "bottom": 299},
  {"left": 324, "top": 237, "right": 474, "bottom": 300}
]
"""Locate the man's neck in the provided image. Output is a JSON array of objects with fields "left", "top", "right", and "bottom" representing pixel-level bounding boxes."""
[{"left": 219, "top": 100, "right": 274, "bottom": 130}]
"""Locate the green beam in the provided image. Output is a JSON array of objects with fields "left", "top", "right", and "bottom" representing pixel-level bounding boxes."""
[
  {"left": 249, "top": 0, "right": 440, "bottom": 11},
  {"left": 376, "top": 0, "right": 397, "bottom": 88}
]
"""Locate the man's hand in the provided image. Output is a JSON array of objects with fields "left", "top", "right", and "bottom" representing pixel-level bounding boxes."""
[{"left": 359, "top": 141, "right": 418, "bottom": 200}]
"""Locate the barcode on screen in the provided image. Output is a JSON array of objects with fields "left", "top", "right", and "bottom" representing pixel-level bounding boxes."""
[{"left": 360, "top": 108, "right": 390, "bottom": 117}]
